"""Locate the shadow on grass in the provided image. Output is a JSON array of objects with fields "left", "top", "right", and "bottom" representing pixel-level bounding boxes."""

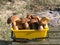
[
  {"left": 0, "top": 40, "right": 12, "bottom": 45},
  {"left": 0, "top": 39, "right": 47, "bottom": 45},
  {"left": 0, "top": 39, "right": 31, "bottom": 45}
]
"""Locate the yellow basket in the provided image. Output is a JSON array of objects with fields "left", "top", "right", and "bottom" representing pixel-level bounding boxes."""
[{"left": 11, "top": 27, "right": 49, "bottom": 40}]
